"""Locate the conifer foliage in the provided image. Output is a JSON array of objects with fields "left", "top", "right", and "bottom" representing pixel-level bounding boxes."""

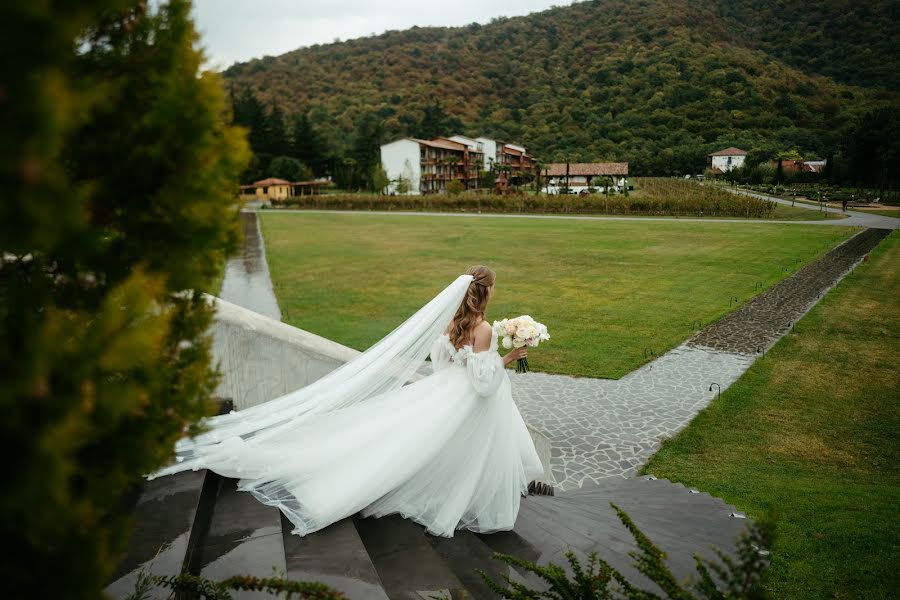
[
  {"left": 0, "top": 2, "right": 250, "bottom": 598},
  {"left": 479, "top": 503, "right": 773, "bottom": 600}
]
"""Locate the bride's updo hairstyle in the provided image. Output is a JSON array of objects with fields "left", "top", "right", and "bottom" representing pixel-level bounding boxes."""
[{"left": 448, "top": 265, "right": 495, "bottom": 350}]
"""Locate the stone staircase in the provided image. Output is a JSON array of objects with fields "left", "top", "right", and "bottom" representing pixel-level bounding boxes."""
[{"left": 105, "top": 464, "right": 750, "bottom": 600}]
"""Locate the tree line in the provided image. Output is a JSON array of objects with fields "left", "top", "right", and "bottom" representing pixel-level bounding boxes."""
[
  {"left": 714, "top": 105, "right": 900, "bottom": 197},
  {"left": 232, "top": 88, "right": 469, "bottom": 192}
]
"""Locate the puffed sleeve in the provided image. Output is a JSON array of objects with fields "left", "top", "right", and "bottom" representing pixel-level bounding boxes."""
[
  {"left": 466, "top": 350, "right": 505, "bottom": 397},
  {"left": 429, "top": 336, "right": 451, "bottom": 372}
]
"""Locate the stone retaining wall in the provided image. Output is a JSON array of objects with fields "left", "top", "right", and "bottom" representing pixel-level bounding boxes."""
[{"left": 207, "top": 295, "right": 555, "bottom": 485}]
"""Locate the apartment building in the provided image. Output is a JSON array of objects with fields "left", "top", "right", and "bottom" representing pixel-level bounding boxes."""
[{"left": 381, "top": 135, "right": 535, "bottom": 194}]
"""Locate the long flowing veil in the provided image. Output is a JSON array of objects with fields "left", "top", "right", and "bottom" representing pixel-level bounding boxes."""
[{"left": 146, "top": 273, "right": 475, "bottom": 480}]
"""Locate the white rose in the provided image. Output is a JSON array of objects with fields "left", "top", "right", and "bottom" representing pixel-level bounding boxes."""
[{"left": 502, "top": 336, "right": 513, "bottom": 349}]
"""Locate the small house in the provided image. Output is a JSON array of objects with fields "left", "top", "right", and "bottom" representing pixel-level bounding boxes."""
[
  {"left": 542, "top": 163, "right": 629, "bottom": 194},
  {"left": 707, "top": 148, "right": 747, "bottom": 172}
]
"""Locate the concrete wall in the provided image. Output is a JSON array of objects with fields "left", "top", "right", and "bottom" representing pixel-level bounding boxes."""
[
  {"left": 711, "top": 155, "right": 745, "bottom": 171},
  {"left": 475, "top": 137, "right": 498, "bottom": 171},
  {"left": 209, "top": 295, "right": 357, "bottom": 410},
  {"left": 208, "top": 294, "right": 555, "bottom": 485},
  {"left": 380, "top": 139, "right": 421, "bottom": 195}
]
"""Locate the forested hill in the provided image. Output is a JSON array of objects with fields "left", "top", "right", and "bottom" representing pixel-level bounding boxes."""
[{"left": 222, "top": 0, "right": 899, "bottom": 175}]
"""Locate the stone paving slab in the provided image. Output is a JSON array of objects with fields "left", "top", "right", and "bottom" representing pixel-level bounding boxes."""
[{"left": 507, "top": 346, "right": 753, "bottom": 490}]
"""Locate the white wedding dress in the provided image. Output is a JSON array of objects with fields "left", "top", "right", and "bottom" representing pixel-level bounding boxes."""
[{"left": 146, "top": 274, "right": 545, "bottom": 538}]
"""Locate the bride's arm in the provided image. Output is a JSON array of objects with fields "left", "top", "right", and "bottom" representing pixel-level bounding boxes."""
[
  {"left": 468, "top": 324, "right": 505, "bottom": 397},
  {"left": 429, "top": 336, "right": 451, "bottom": 371},
  {"left": 473, "top": 323, "right": 527, "bottom": 368},
  {"left": 501, "top": 345, "right": 527, "bottom": 368}
]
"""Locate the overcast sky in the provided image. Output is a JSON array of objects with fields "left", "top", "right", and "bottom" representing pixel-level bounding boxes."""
[{"left": 191, "top": 0, "right": 571, "bottom": 70}]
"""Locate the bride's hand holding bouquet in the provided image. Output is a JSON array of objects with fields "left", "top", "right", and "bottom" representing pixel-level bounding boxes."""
[{"left": 493, "top": 315, "right": 550, "bottom": 373}]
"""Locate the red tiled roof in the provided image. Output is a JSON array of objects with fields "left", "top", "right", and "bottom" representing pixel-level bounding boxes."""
[
  {"left": 415, "top": 137, "right": 468, "bottom": 151},
  {"left": 545, "top": 163, "right": 629, "bottom": 176},
  {"left": 243, "top": 178, "right": 328, "bottom": 189},
  {"left": 707, "top": 147, "right": 748, "bottom": 156},
  {"left": 252, "top": 178, "right": 292, "bottom": 186}
]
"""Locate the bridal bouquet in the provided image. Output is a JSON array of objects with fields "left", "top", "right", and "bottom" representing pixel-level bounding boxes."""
[{"left": 492, "top": 315, "right": 550, "bottom": 373}]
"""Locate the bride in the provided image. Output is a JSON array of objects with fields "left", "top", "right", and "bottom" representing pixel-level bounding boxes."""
[{"left": 146, "top": 265, "right": 545, "bottom": 538}]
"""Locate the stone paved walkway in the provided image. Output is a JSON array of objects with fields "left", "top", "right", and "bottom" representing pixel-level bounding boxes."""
[
  {"left": 689, "top": 227, "right": 891, "bottom": 354},
  {"left": 506, "top": 228, "right": 892, "bottom": 490},
  {"left": 509, "top": 346, "right": 753, "bottom": 489}
]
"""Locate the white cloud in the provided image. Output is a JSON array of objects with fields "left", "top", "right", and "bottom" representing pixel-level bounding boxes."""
[{"left": 191, "top": 0, "right": 571, "bottom": 69}]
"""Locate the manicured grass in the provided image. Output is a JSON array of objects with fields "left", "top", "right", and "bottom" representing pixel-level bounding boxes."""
[
  {"left": 259, "top": 212, "right": 856, "bottom": 378},
  {"left": 641, "top": 231, "right": 899, "bottom": 599}
]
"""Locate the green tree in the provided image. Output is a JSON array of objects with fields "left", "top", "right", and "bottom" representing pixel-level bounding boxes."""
[
  {"left": 1, "top": 2, "right": 250, "bottom": 598},
  {"left": 232, "top": 87, "right": 267, "bottom": 152},
  {"left": 231, "top": 87, "right": 268, "bottom": 181},
  {"left": 264, "top": 103, "right": 290, "bottom": 157},
  {"left": 350, "top": 112, "right": 385, "bottom": 190},
  {"left": 446, "top": 180, "right": 465, "bottom": 195},
  {"left": 414, "top": 98, "right": 453, "bottom": 139},
  {"left": 844, "top": 105, "right": 900, "bottom": 194},
  {"left": 371, "top": 163, "right": 390, "bottom": 193},
  {"left": 269, "top": 156, "right": 313, "bottom": 182},
  {"left": 290, "top": 112, "right": 329, "bottom": 176}
]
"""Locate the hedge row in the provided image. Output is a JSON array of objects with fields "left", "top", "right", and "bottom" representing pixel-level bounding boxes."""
[{"left": 269, "top": 188, "right": 776, "bottom": 218}]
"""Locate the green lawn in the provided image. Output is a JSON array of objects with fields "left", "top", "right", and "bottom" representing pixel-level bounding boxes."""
[
  {"left": 642, "top": 232, "right": 899, "bottom": 598},
  {"left": 258, "top": 212, "right": 856, "bottom": 379}
]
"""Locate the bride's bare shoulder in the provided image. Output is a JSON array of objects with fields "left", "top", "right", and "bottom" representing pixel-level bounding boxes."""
[{"left": 472, "top": 321, "right": 493, "bottom": 351}]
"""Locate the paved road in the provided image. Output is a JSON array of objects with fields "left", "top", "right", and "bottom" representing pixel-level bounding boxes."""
[
  {"left": 725, "top": 187, "right": 900, "bottom": 229},
  {"left": 249, "top": 191, "right": 900, "bottom": 229}
]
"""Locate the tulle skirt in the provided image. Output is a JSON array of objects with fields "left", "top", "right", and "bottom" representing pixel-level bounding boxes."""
[{"left": 195, "top": 364, "right": 545, "bottom": 537}]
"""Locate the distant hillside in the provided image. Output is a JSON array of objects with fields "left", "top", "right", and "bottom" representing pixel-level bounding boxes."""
[{"left": 222, "top": 0, "right": 899, "bottom": 175}]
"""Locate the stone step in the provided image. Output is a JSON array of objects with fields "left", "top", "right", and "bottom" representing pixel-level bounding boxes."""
[
  {"left": 281, "top": 514, "right": 390, "bottom": 600},
  {"left": 194, "top": 477, "right": 287, "bottom": 599},
  {"left": 562, "top": 483, "right": 734, "bottom": 511},
  {"left": 104, "top": 469, "right": 211, "bottom": 599},
  {"left": 507, "top": 493, "right": 749, "bottom": 594},
  {"left": 355, "top": 514, "right": 472, "bottom": 600},
  {"left": 503, "top": 497, "right": 654, "bottom": 591},
  {"left": 473, "top": 524, "right": 552, "bottom": 593},
  {"left": 561, "top": 477, "right": 730, "bottom": 505},
  {"left": 545, "top": 496, "right": 746, "bottom": 553},
  {"left": 427, "top": 528, "right": 530, "bottom": 600}
]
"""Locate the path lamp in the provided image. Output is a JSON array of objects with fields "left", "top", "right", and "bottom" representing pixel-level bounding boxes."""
[{"left": 709, "top": 383, "right": 721, "bottom": 400}]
